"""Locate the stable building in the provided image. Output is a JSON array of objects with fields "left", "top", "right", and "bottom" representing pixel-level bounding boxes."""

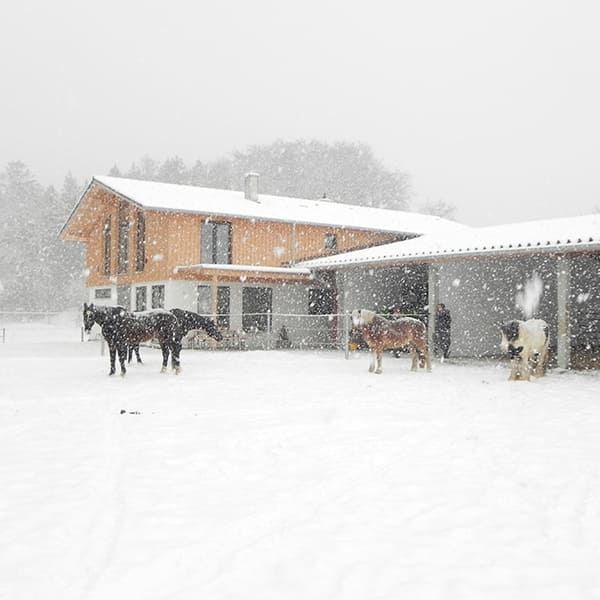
[{"left": 300, "top": 214, "right": 600, "bottom": 369}]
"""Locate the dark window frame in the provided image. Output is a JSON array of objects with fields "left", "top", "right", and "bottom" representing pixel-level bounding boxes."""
[
  {"left": 95, "top": 288, "right": 112, "bottom": 299},
  {"left": 201, "top": 221, "right": 232, "bottom": 264},
  {"left": 242, "top": 287, "right": 273, "bottom": 333},
  {"left": 216, "top": 286, "right": 230, "bottom": 329},
  {"left": 135, "top": 286, "right": 147, "bottom": 311},
  {"left": 118, "top": 203, "right": 129, "bottom": 274},
  {"left": 103, "top": 218, "right": 112, "bottom": 276},
  {"left": 324, "top": 233, "right": 337, "bottom": 250},
  {"left": 151, "top": 284, "right": 165, "bottom": 309},
  {"left": 135, "top": 210, "right": 146, "bottom": 272}
]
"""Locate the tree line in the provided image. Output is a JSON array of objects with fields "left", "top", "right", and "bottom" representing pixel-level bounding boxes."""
[{"left": 0, "top": 139, "right": 454, "bottom": 312}]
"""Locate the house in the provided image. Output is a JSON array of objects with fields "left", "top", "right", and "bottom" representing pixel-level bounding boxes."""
[
  {"left": 60, "top": 173, "right": 465, "bottom": 347},
  {"left": 300, "top": 214, "right": 600, "bottom": 368}
]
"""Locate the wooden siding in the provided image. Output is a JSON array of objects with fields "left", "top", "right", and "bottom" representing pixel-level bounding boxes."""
[{"left": 69, "top": 183, "right": 400, "bottom": 288}]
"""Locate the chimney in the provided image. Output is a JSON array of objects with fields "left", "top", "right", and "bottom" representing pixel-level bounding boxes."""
[{"left": 244, "top": 172, "right": 259, "bottom": 202}]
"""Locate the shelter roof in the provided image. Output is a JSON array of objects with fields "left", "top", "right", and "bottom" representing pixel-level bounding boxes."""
[
  {"left": 299, "top": 214, "right": 600, "bottom": 269},
  {"left": 69, "top": 175, "right": 468, "bottom": 237}
]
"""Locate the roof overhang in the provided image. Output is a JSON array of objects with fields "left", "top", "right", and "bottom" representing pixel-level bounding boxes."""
[{"left": 174, "top": 263, "right": 314, "bottom": 283}]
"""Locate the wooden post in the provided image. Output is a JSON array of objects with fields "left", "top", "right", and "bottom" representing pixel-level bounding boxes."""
[{"left": 556, "top": 255, "right": 571, "bottom": 370}]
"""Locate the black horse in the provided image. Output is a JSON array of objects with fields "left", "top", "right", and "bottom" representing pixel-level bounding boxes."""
[
  {"left": 170, "top": 308, "right": 223, "bottom": 342},
  {"left": 83, "top": 303, "right": 130, "bottom": 376},
  {"left": 83, "top": 304, "right": 186, "bottom": 375},
  {"left": 128, "top": 308, "right": 223, "bottom": 365},
  {"left": 125, "top": 310, "right": 184, "bottom": 374}
]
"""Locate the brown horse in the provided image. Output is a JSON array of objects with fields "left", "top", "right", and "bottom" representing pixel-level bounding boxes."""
[{"left": 351, "top": 309, "right": 431, "bottom": 374}]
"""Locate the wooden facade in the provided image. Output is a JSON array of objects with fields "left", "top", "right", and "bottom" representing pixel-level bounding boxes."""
[{"left": 62, "top": 180, "right": 400, "bottom": 290}]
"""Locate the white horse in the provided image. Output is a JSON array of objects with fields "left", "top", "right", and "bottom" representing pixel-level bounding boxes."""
[{"left": 500, "top": 318, "right": 550, "bottom": 381}]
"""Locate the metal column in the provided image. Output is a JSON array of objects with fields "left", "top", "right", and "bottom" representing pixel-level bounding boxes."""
[
  {"left": 427, "top": 264, "right": 440, "bottom": 353},
  {"left": 556, "top": 255, "right": 571, "bottom": 370}
]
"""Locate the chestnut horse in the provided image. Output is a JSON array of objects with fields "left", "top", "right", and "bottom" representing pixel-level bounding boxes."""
[{"left": 351, "top": 309, "right": 431, "bottom": 374}]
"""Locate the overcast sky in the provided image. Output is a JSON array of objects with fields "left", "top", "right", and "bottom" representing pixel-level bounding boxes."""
[{"left": 1, "top": 0, "right": 599, "bottom": 226}]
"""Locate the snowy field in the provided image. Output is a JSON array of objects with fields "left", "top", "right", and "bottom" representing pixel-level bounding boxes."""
[{"left": 1, "top": 318, "right": 600, "bottom": 600}]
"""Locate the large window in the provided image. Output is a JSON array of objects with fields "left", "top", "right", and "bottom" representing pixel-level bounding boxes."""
[
  {"left": 135, "top": 286, "right": 147, "bottom": 311},
  {"left": 242, "top": 287, "right": 272, "bottom": 333},
  {"left": 197, "top": 285, "right": 211, "bottom": 315},
  {"left": 103, "top": 218, "right": 112, "bottom": 276},
  {"left": 308, "top": 288, "right": 336, "bottom": 315},
  {"left": 135, "top": 210, "right": 145, "bottom": 272},
  {"left": 118, "top": 204, "right": 129, "bottom": 274},
  {"left": 201, "top": 221, "right": 232, "bottom": 264},
  {"left": 216, "top": 286, "right": 230, "bottom": 329},
  {"left": 151, "top": 285, "right": 165, "bottom": 309}
]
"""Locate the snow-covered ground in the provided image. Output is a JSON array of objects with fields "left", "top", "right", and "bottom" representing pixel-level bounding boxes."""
[{"left": 1, "top": 318, "right": 600, "bottom": 599}]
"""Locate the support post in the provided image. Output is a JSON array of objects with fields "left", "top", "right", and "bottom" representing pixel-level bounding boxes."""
[
  {"left": 427, "top": 264, "right": 440, "bottom": 354},
  {"left": 556, "top": 255, "right": 571, "bottom": 370}
]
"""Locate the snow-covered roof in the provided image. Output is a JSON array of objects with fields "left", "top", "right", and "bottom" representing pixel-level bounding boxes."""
[
  {"left": 299, "top": 214, "right": 600, "bottom": 269},
  {"left": 89, "top": 176, "right": 468, "bottom": 237}
]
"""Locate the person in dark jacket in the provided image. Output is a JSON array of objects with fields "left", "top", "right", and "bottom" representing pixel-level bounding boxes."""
[{"left": 434, "top": 303, "right": 452, "bottom": 359}]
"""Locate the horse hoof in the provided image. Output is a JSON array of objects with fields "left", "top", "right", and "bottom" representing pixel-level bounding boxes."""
[
  {"left": 174, "top": 367, "right": 182, "bottom": 375},
  {"left": 375, "top": 369, "right": 382, "bottom": 374},
  {"left": 161, "top": 367, "right": 167, "bottom": 374}
]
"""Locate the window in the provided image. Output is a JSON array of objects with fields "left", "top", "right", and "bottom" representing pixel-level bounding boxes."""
[
  {"left": 242, "top": 287, "right": 272, "bottom": 332},
  {"left": 95, "top": 288, "right": 112, "bottom": 299},
  {"left": 151, "top": 285, "right": 165, "bottom": 309},
  {"left": 103, "top": 218, "right": 112, "bottom": 276},
  {"left": 118, "top": 204, "right": 129, "bottom": 274},
  {"left": 324, "top": 233, "right": 337, "bottom": 250},
  {"left": 216, "top": 286, "right": 230, "bottom": 329},
  {"left": 135, "top": 211, "right": 145, "bottom": 272},
  {"left": 201, "top": 221, "right": 232, "bottom": 264},
  {"left": 135, "top": 286, "right": 147, "bottom": 311},
  {"left": 197, "top": 285, "right": 211, "bottom": 315},
  {"left": 308, "top": 288, "right": 336, "bottom": 315}
]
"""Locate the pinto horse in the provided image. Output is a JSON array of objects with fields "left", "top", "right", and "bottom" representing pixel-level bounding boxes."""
[
  {"left": 351, "top": 309, "right": 431, "bottom": 374},
  {"left": 128, "top": 308, "right": 223, "bottom": 364},
  {"left": 83, "top": 303, "right": 130, "bottom": 376}
]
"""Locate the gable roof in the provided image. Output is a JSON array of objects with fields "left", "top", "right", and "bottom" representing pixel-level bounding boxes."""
[
  {"left": 62, "top": 175, "right": 468, "bottom": 239},
  {"left": 299, "top": 214, "right": 600, "bottom": 269}
]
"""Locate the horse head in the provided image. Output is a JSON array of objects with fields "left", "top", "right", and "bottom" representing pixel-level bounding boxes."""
[
  {"left": 83, "top": 303, "right": 97, "bottom": 333},
  {"left": 204, "top": 317, "right": 223, "bottom": 341},
  {"left": 352, "top": 309, "right": 376, "bottom": 327}
]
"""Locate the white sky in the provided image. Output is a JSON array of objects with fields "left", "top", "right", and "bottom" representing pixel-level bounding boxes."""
[{"left": 1, "top": 0, "right": 599, "bottom": 225}]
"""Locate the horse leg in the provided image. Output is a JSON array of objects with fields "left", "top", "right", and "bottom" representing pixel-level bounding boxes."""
[
  {"left": 509, "top": 357, "right": 521, "bottom": 381},
  {"left": 410, "top": 348, "right": 418, "bottom": 371},
  {"left": 424, "top": 349, "right": 432, "bottom": 372},
  {"left": 375, "top": 349, "right": 383, "bottom": 374},
  {"left": 118, "top": 342, "right": 127, "bottom": 376},
  {"left": 135, "top": 345, "right": 142, "bottom": 364},
  {"left": 160, "top": 344, "right": 170, "bottom": 373},
  {"left": 171, "top": 341, "right": 182, "bottom": 374},
  {"left": 368, "top": 349, "right": 375, "bottom": 372},
  {"left": 108, "top": 343, "right": 117, "bottom": 376}
]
